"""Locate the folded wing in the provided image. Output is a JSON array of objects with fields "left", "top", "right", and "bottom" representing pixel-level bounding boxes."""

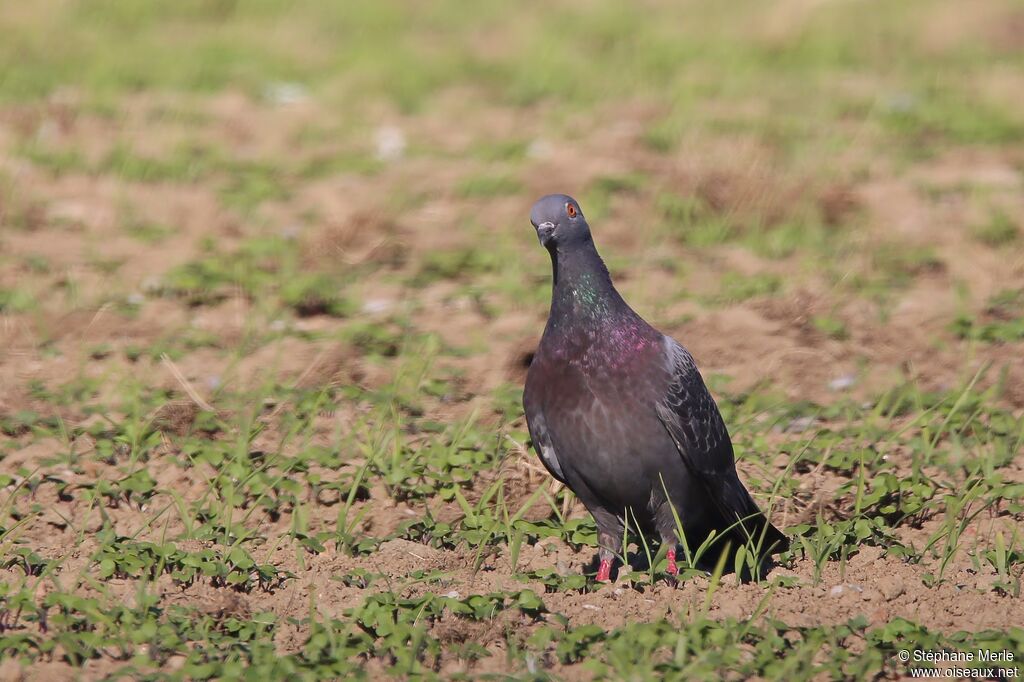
[{"left": 655, "top": 338, "right": 789, "bottom": 552}]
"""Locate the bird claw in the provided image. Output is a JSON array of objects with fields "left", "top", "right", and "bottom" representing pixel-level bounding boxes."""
[
  {"left": 666, "top": 549, "right": 679, "bottom": 577},
  {"left": 595, "top": 558, "right": 612, "bottom": 583},
  {"left": 665, "top": 549, "right": 679, "bottom": 585}
]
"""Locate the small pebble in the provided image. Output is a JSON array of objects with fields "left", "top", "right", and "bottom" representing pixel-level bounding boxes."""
[
  {"left": 362, "top": 299, "right": 393, "bottom": 314},
  {"left": 36, "top": 119, "right": 60, "bottom": 143},
  {"left": 829, "top": 583, "right": 863, "bottom": 597},
  {"left": 783, "top": 416, "right": 816, "bottom": 433},
  {"left": 374, "top": 126, "right": 406, "bottom": 162},
  {"left": 263, "top": 82, "right": 308, "bottom": 106},
  {"left": 828, "top": 374, "right": 856, "bottom": 391},
  {"left": 879, "top": 580, "right": 905, "bottom": 601},
  {"left": 884, "top": 92, "right": 916, "bottom": 113},
  {"left": 527, "top": 138, "right": 552, "bottom": 159}
]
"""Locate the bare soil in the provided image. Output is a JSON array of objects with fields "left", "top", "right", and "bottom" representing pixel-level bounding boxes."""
[{"left": 1, "top": 90, "right": 1023, "bottom": 679}]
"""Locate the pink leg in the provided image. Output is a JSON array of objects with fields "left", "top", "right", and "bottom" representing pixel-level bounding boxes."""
[
  {"left": 596, "top": 558, "right": 613, "bottom": 582},
  {"left": 666, "top": 549, "right": 679, "bottom": 576}
]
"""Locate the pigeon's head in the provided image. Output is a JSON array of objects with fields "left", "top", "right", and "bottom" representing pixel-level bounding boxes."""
[{"left": 530, "top": 194, "right": 590, "bottom": 250}]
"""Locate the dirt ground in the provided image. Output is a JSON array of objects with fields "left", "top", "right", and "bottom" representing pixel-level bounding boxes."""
[{"left": 2, "top": 24, "right": 1024, "bottom": 678}]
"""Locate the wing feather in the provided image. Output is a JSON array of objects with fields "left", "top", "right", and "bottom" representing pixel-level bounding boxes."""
[
  {"left": 655, "top": 338, "right": 788, "bottom": 551},
  {"left": 523, "top": 378, "right": 569, "bottom": 485}
]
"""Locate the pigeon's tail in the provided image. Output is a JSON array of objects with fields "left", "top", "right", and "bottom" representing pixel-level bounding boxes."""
[
  {"left": 653, "top": 394, "right": 788, "bottom": 557},
  {"left": 713, "top": 476, "right": 790, "bottom": 555}
]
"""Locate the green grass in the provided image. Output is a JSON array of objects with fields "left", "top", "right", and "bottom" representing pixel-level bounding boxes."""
[
  {"left": 2, "top": 1, "right": 1020, "bottom": 152},
  {"left": 456, "top": 173, "right": 523, "bottom": 199},
  {"left": 708, "top": 272, "right": 782, "bottom": 304},
  {"left": 0, "top": 287, "right": 37, "bottom": 313},
  {"left": 4, "top": 354, "right": 1022, "bottom": 675},
  {"left": 973, "top": 210, "right": 1019, "bottom": 247},
  {"left": 5, "top": 587, "right": 1016, "bottom": 679},
  {"left": 2, "top": 0, "right": 1024, "bottom": 678},
  {"left": 952, "top": 289, "right": 1024, "bottom": 343}
]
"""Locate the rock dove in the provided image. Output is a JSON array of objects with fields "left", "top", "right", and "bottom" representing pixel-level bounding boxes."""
[{"left": 523, "top": 194, "right": 788, "bottom": 582}]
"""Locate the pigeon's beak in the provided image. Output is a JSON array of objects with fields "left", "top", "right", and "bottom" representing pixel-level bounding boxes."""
[{"left": 535, "top": 221, "right": 555, "bottom": 246}]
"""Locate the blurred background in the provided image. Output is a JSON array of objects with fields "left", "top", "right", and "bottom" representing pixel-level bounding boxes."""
[
  {"left": 1, "top": 0, "right": 1022, "bottom": 404},
  {"left": 1, "top": 1, "right": 1023, "bottom": 678}
]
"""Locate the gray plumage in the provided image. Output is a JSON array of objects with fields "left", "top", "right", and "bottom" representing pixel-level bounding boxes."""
[{"left": 523, "top": 194, "right": 787, "bottom": 581}]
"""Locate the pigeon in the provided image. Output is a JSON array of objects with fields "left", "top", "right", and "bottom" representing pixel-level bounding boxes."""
[{"left": 523, "top": 194, "right": 788, "bottom": 582}]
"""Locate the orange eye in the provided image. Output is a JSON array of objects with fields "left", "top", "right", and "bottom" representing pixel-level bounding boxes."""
[{"left": 566, "top": 203, "right": 577, "bottom": 218}]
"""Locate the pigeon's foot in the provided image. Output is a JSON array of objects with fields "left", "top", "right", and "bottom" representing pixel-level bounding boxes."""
[
  {"left": 595, "top": 559, "right": 613, "bottom": 582},
  {"left": 666, "top": 549, "right": 679, "bottom": 577},
  {"left": 664, "top": 549, "right": 680, "bottom": 586}
]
